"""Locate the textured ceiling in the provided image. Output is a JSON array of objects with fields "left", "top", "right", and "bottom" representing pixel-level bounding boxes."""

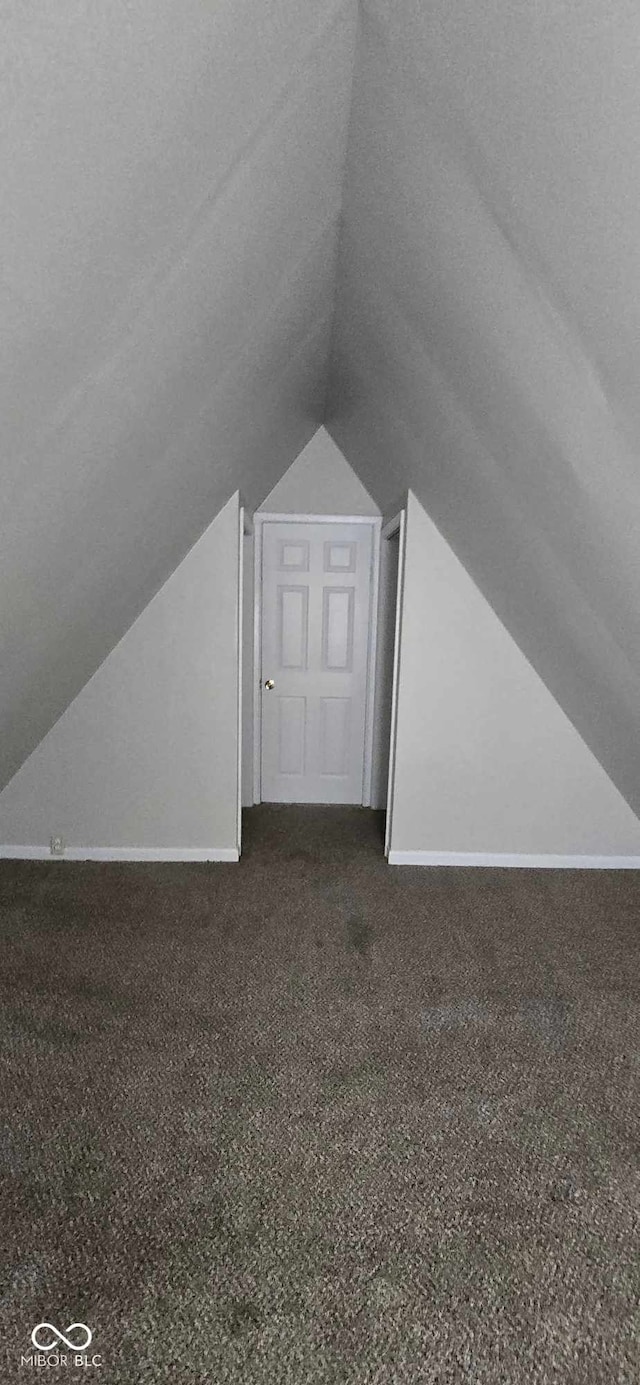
[
  {"left": 3, "top": 0, "right": 640, "bottom": 816},
  {"left": 327, "top": 0, "right": 640, "bottom": 815},
  {"left": 0, "top": 0, "right": 356, "bottom": 787}
]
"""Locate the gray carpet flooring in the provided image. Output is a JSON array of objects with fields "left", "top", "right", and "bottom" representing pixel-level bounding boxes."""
[{"left": 1, "top": 806, "right": 639, "bottom": 1383}]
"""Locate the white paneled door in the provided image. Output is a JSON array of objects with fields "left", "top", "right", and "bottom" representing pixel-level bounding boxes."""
[{"left": 260, "top": 521, "right": 375, "bottom": 803}]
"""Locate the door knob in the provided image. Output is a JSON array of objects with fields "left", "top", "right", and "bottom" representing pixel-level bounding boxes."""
[{"left": 264, "top": 678, "right": 275, "bottom": 690}]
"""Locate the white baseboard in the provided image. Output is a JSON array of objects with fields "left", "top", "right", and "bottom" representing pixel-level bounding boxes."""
[
  {"left": 0, "top": 845, "right": 240, "bottom": 863},
  {"left": 387, "top": 849, "right": 640, "bottom": 869}
]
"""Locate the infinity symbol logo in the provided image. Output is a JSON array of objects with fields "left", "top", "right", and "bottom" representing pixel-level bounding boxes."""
[{"left": 31, "top": 1323, "right": 93, "bottom": 1351}]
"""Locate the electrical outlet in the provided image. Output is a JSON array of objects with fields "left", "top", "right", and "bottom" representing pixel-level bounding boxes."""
[{"left": 50, "top": 835, "right": 65, "bottom": 856}]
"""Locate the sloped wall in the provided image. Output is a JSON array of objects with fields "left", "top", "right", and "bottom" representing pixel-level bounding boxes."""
[
  {"left": 0, "top": 495, "right": 241, "bottom": 859},
  {"left": 389, "top": 494, "right": 640, "bottom": 863},
  {"left": 327, "top": 0, "right": 640, "bottom": 818},
  {"left": 1, "top": 0, "right": 358, "bottom": 790}
]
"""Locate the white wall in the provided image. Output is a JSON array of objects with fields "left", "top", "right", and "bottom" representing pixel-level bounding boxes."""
[
  {"left": 389, "top": 492, "right": 640, "bottom": 862},
  {"left": 328, "top": 0, "right": 640, "bottom": 819},
  {"left": 1, "top": 0, "right": 358, "bottom": 791},
  {"left": 0, "top": 494, "right": 241, "bottom": 859},
  {"left": 258, "top": 426, "right": 379, "bottom": 515}
]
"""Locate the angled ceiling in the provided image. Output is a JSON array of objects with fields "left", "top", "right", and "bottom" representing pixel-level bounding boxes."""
[
  {"left": 0, "top": 0, "right": 356, "bottom": 787},
  {"left": 327, "top": 0, "right": 640, "bottom": 815},
  {"left": 3, "top": 0, "right": 640, "bottom": 818}
]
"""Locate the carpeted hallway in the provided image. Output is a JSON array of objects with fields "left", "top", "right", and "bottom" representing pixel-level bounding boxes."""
[{"left": 1, "top": 806, "right": 638, "bottom": 1383}]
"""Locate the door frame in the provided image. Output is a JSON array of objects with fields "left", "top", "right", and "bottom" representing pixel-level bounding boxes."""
[
  {"left": 252, "top": 512, "right": 382, "bottom": 807},
  {"left": 381, "top": 509, "right": 406, "bottom": 857},
  {"left": 237, "top": 502, "right": 253, "bottom": 857}
]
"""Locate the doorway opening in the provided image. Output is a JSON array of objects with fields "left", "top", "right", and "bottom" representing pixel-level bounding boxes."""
[{"left": 246, "top": 510, "right": 405, "bottom": 852}]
